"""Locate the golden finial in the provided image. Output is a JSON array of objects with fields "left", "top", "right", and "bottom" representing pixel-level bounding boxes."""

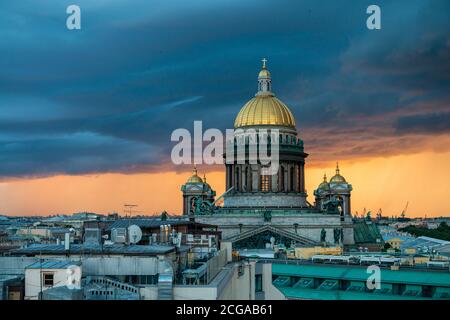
[
  {"left": 323, "top": 173, "right": 327, "bottom": 182},
  {"left": 203, "top": 174, "right": 207, "bottom": 183},
  {"left": 193, "top": 165, "right": 198, "bottom": 176},
  {"left": 336, "top": 162, "right": 340, "bottom": 175}
]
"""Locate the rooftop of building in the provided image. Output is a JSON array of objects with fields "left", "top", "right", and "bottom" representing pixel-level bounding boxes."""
[
  {"left": 271, "top": 262, "right": 450, "bottom": 287},
  {"left": 401, "top": 236, "right": 450, "bottom": 250},
  {"left": 12, "top": 243, "right": 187, "bottom": 256},
  {"left": 105, "top": 218, "right": 216, "bottom": 231},
  {"left": 25, "top": 260, "right": 81, "bottom": 269},
  {"left": 353, "top": 220, "right": 383, "bottom": 244}
]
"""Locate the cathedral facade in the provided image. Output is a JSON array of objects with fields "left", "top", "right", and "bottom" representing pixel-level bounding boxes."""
[{"left": 181, "top": 61, "right": 356, "bottom": 248}]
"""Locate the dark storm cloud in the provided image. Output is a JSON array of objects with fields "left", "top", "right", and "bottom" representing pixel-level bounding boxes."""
[
  {"left": 0, "top": 0, "right": 449, "bottom": 177},
  {"left": 395, "top": 113, "right": 450, "bottom": 135}
]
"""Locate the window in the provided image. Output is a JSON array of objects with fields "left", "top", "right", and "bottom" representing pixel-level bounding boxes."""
[
  {"left": 260, "top": 175, "right": 270, "bottom": 192},
  {"left": 255, "top": 274, "right": 263, "bottom": 292},
  {"left": 43, "top": 273, "right": 54, "bottom": 287}
]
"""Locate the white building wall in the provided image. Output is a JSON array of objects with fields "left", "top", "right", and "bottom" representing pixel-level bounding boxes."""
[
  {"left": 261, "top": 263, "right": 285, "bottom": 300},
  {"left": 25, "top": 267, "right": 80, "bottom": 300}
]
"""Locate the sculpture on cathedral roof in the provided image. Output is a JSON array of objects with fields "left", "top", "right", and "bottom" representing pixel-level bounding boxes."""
[
  {"left": 323, "top": 198, "right": 342, "bottom": 215},
  {"left": 263, "top": 210, "right": 272, "bottom": 222},
  {"left": 320, "top": 228, "right": 327, "bottom": 243}
]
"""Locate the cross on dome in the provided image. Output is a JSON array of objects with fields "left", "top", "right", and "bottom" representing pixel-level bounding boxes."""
[{"left": 261, "top": 58, "right": 267, "bottom": 68}]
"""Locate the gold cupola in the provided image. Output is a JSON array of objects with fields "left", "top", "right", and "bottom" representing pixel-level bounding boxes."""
[
  {"left": 318, "top": 173, "right": 330, "bottom": 191},
  {"left": 186, "top": 166, "right": 203, "bottom": 184},
  {"left": 234, "top": 58, "right": 296, "bottom": 129},
  {"left": 330, "top": 162, "right": 347, "bottom": 183}
]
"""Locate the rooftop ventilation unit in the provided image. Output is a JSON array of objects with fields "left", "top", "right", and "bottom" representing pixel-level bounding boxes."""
[
  {"left": 84, "top": 228, "right": 101, "bottom": 245},
  {"left": 111, "top": 228, "right": 126, "bottom": 243}
]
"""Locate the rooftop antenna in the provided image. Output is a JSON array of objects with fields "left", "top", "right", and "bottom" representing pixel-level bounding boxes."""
[
  {"left": 124, "top": 204, "right": 138, "bottom": 245},
  {"left": 124, "top": 204, "right": 138, "bottom": 217}
]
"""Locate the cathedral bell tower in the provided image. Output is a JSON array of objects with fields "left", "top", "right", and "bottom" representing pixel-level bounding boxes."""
[
  {"left": 314, "top": 163, "right": 353, "bottom": 218},
  {"left": 181, "top": 167, "right": 216, "bottom": 215}
]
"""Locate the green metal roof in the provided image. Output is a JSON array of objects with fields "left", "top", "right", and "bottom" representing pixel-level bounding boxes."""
[
  {"left": 277, "top": 287, "right": 430, "bottom": 300},
  {"left": 353, "top": 220, "right": 383, "bottom": 244},
  {"left": 272, "top": 264, "right": 450, "bottom": 287}
]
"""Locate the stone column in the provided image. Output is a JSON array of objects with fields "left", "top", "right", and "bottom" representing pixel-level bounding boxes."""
[
  {"left": 252, "top": 165, "right": 259, "bottom": 191},
  {"left": 248, "top": 166, "right": 252, "bottom": 192},
  {"left": 236, "top": 166, "right": 241, "bottom": 192},
  {"left": 300, "top": 163, "right": 305, "bottom": 193},
  {"left": 346, "top": 195, "right": 351, "bottom": 216},
  {"left": 242, "top": 165, "right": 246, "bottom": 192},
  {"left": 271, "top": 172, "right": 278, "bottom": 192},
  {"left": 293, "top": 164, "right": 299, "bottom": 192},
  {"left": 232, "top": 165, "right": 236, "bottom": 191},
  {"left": 226, "top": 165, "right": 231, "bottom": 190},
  {"left": 287, "top": 164, "right": 291, "bottom": 192}
]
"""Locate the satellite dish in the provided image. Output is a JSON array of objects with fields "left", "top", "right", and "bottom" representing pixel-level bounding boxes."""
[{"left": 128, "top": 225, "right": 142, "bottom": 244}]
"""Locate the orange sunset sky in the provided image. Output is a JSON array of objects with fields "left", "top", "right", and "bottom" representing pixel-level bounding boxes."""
[
  {"left": 1, "top": 2, "right": 449, "bottom": 218},
  {"left": 1, "top": 149, "right": 450, "bottom": 218}
]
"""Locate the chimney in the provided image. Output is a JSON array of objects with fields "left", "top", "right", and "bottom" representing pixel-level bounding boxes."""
[{"left": 64, "top": 233, "right": 70, "bottom": 251}]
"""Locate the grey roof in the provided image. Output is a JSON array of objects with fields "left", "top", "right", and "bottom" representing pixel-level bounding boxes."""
[
  {"left": 401, "top": 236, "right": 450, "bottom": 250},
  {"left": 26, "top": 260, "right": 81, "bottom": 269},
  {"left": 105, "top": 218, "right": 192, "bottom": 231},
  {"left": 12, "top": 243, "right": 179, "bottom": 256},
  {"left": 0, "top": 275, "right": 22, "bottom": 282}
]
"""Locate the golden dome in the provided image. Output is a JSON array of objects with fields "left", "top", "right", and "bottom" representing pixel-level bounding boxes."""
[
  {"left": 318, "top": 174, "right": 330, "bottom": 190},
  {"left": 186, "top": 167, "right": 203, "bottom": 184},
  {"left": 330, "top": 163, "right": 347, "bottom": 183},
  {"left": 234, "top": 59, "right": 296, "bottom": 129},
  {"left": 258, "top": 68, "right": 271, "bottom": 78},
  {"left": 234, "top": 94, "right": 296, "bottom": 128}
]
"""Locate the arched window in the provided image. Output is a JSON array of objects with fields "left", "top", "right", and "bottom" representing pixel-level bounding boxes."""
[{"left": 260, "top": 175, "right": 270, "bottom": 192}]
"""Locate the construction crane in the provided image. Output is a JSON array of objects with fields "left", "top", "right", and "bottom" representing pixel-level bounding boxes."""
[
  {"left": 400, "top": 201, "right": 409, "bottom": 219},
  {"left": 376, "top": 208, "right": 382, "bottom": 220}
]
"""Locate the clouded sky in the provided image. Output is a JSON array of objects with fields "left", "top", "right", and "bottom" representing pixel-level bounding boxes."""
[{"left": 0, "top": 0, "right": 449, "bottom": 216}]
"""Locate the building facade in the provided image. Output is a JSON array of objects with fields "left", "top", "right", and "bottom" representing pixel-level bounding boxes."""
[{"left": 190, "top": 61, "right": 362, "bottom": 248}]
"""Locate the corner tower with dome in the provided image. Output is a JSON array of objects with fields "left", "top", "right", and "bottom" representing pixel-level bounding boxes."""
[
  {"left": 190, "top": 60, "right": 361, "bottom": 248},
  {"left": 314, "top": 163, "right": 353, "bottom": 219}
]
